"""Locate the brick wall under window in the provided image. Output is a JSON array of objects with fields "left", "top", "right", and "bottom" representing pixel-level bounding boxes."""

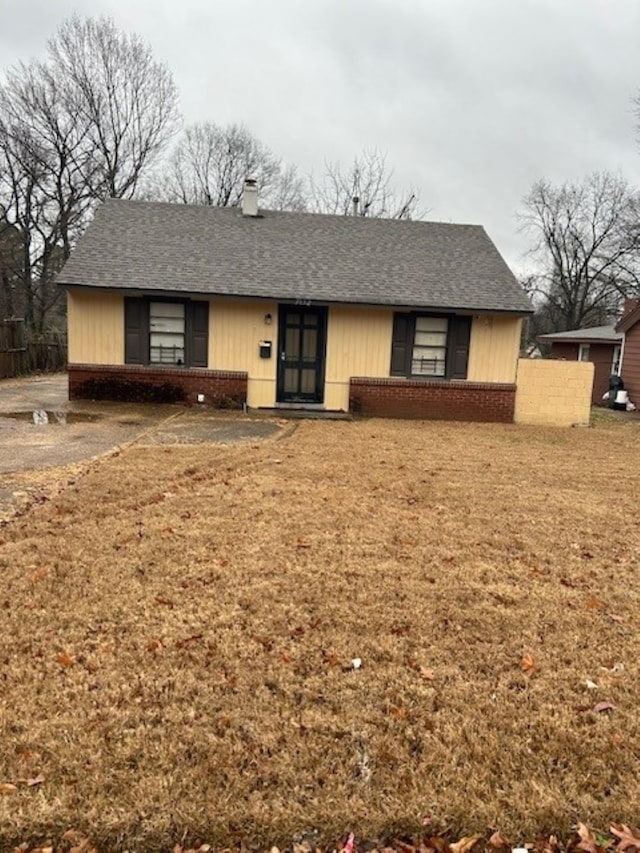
[
  {"left": 349, "top": 377, "right": 516, "bottom": 423},
  {"left": 68, "top": 364, "right": 247, "bottom": 408}
]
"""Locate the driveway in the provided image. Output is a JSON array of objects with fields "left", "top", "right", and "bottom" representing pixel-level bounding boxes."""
[{"left": 0, "top": 374, "right": 288, "bottom": 515}]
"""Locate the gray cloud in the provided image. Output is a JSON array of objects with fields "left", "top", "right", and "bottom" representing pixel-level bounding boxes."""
[{"left": 2, "top": 0, "right": 640, "bottom": 272}]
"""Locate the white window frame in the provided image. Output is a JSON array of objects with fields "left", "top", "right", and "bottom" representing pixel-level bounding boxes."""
[
  {"left": 149, "top": 301, "right": 186, "bottom": 366},
  {"left": 612, "top": 344, "right": 622, "bottom": 375},
  {"left": 578, "top": 343, "right": 590, "bottom": 362}
]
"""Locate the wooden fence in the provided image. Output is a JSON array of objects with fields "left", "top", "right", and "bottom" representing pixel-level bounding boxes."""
[{"left": 0, "top": 318, "right": 67, "bottom": 378}]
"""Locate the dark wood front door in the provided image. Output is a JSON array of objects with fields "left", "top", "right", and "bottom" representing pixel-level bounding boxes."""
[{"left": 277, "top": 305, "right": 327, "bottom": 403}]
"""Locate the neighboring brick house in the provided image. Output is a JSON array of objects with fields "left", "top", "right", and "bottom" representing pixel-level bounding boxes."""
[
  {"left": 537, "top": 325, "right": 623, "bottom": 403},
  {"left": 538, "top": 298, "right": 640, "bottom": 405},
  {"left": 56, "top": 182, "right": 533, "bottom": 422},
  {"left": 616, "top": 298, "right": 640, "bottom": 402}
]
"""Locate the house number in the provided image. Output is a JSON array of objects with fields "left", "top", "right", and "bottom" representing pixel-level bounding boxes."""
[{"left": 295, "top": 298, "right": 312, "bottom": 306}]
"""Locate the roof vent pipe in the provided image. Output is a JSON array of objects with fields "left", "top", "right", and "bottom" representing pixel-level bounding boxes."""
[
  {"left": 352, "top": 196, "right": 359, "bottom": 217},
  {"left": 242, "top": 179, "right": 258, "bottom": 217}
]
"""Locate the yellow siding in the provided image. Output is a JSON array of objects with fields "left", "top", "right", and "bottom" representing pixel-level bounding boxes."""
[
  {"left": 467, "top": 315, "right": 522, "bottom": 383},
  {"left": 324, "top": 305, "right": 394, "bottom": 410},
  {"left": 209, "top": 299, "right": 278, "bottom": 407},
  {"left": 515, "top": 358, "right": 593, "bottom": 426},
  {"left": 67, "top": 289, "right": 124, "bottom": 364}
]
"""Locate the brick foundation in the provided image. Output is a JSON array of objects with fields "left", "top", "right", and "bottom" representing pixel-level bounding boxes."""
[
  {"left": 68, "top": 363, "right": 248, "bottom": 409},
  {"left": 349, "top": 377, "right": 516, "bottom": 422}
]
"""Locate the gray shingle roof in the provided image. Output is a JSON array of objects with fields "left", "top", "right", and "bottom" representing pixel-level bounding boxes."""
[
  {"left": 57, "top": 199, "right": 532, "bottom": 314},
  {"left": 538, "top": 325, "right": 623, "bottom": 344}
]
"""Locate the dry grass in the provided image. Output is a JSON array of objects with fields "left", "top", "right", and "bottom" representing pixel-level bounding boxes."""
[{"left": 0, "top": 418, "right": 639, "bottom": 851}]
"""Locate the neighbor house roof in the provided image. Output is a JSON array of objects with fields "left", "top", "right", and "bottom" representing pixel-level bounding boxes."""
[
  {"left": 56, "top": 199, "right": 533, "bottom": 314},
  {"left": 615, "top": 298, "right": 640, "bottom": 333},
  {"left": 538, "top": 325, "right": 623, "bottom": 345}
]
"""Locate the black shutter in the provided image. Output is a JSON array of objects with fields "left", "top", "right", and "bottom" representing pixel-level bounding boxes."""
[
  {"left": 391, "top": 313, "right": 412, "bottom": 376},
  {"left": 448, "top": 315, "right": 471, "bottom": 379},
  {"left": 124, "top": 298, "right": 148, "bottom": 364},
  {"left": 189, "top": 301, "right": 209, "bottom": 368}
]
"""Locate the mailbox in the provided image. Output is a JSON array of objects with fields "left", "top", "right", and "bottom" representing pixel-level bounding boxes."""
[{"left": 259, "top": 340, "right": 272, "bottom": 359}]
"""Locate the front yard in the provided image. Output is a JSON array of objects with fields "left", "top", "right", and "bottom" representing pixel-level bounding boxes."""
[{"left": 0, "top": 418, "right": 638, "bottom": 851}]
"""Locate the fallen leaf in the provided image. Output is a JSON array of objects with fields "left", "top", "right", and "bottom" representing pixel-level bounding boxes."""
[
  {"left": 423, "top": 838, "right": 451, "bottom": 853},
  {"left": 343, "top": 833, "right": 355, "bottom": 853},
  {"left": 586, "top": 596, "right": 606, "bottom": 611},
  {"left": 147, "top": 638, "right": 163, "bottom": 652},
  {"left": 488, "top": 832, "right": 508, "bottom": 849},
  {"left": 585, "top": 680, "right": 598, "bottom": 690},
  {"left": 56, "top": 652, "right": 75, "bottom": 667},
  {"left": 154, "top": 595, "right": 174, "bottom": 608},
  {"left": 609, "top": 614, "right": 625, "bottom": 624},
  {"left": 520, "top": 653, "right": 537, "bottom": 674},
  {"left": 290, "top": 626, "right": 306, "bottom": 638},
  {"left": 27, "top": 567, "right": 50, "bottom": 583},
  {"left": 0, "top": 782, "right": 17, "bottom": 794},
  {"left": 593, "top": 701, "right": 616, "bottom": 713},
  {"left": 393, "top": 841, "right": 416, "bottom": 853},
  {"left": 296, "top": 540, "right": 312, "bottom": 549},
  {"left": 279, "top": 651, "right": 293, "bottom": 664},
  {"left": 176, "top": 634, "right": 203, "bottom": 649},
  {"left": 419, "top": 666, "right": 435, "bottom": 680},
  {"left": 388, "top": 705, "right": 408, "bottom": 720},
  {"left": 610, "top": 824, "right": 640, "bottom": 851},
  {"left": 63, "top": 830, "right": 84, "bottom": 842},
  {"left": 26, "top": 774, "right": 45, "bottom": 787},
  {"left": 450, "top": 835, "right": 483, "bottom": 853},
  {"left": 576, "top": 823, "right": 599, "bottom": 853},
  {"left": 611, "top": 733, "right": 624, "bottom": 746}
]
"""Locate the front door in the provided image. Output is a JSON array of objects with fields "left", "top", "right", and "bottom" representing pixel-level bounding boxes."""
[{"left": 277, "top": 305, "right": 327, "bottom": 403}]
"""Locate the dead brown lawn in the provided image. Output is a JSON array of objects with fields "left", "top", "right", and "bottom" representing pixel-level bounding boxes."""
[{"left": 0, "top": 418, "right": 639, "bottom": 851}]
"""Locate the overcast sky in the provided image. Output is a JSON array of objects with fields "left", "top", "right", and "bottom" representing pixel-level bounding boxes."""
[{"left": 2, "top": 0, "right": 640, "bottom": 273}]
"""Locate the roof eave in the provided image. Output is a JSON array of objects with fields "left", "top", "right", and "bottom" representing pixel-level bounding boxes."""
[{"left": 615, "top": 306, "right": 640, "bottom": 333}]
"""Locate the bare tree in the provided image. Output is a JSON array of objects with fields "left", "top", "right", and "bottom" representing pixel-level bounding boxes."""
[
  {"left": 0, "top": 15, "right": 179, "bottom": 337},
  {"left": 519, "top": 173, "right": 640, "bottom": 332},
  {"left": 308, "top": 150, "right": 422, "bottom": 219},
  {"left": 49, "top": 16, "right": 179, "bottom": 199},
  {"left": 154, "top": 122, "right": 306, "bottom": 211}
]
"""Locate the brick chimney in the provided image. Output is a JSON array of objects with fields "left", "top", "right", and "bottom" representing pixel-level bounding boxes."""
[{"left": 242, "top": 178, "right": 258, "bottom": 217}]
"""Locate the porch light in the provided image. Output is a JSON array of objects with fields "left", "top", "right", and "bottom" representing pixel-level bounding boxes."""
[{"left": 264, "top": 313, "right": 272, "bottom": 325}]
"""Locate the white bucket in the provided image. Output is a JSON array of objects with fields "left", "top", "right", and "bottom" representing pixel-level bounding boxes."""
[{"left": 616, "top": 390, "right": 629, "bottom": 404}]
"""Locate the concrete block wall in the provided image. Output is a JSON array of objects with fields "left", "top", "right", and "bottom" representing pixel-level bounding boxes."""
[{"left": 514, "top": 359, "right": 594, "bottom": 426}]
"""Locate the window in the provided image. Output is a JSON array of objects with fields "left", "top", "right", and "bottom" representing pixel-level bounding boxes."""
[
  {"left": 612, "top": 344, "right": 621, "bottom": 374},
  {"left": 578, "top": 343, "right": 590, "bottom": 362},
  {"left": 411, "top": 316, "right": 448, "bottom": 376},
  {"left": 124, "top": 297, "right": 209, "bottom": 368},
  {"left": 391, "top": 313, "right": 471, "bottom": 380},
  {"left": 150, "top": 302, "right": 185, "bottom": 365}
]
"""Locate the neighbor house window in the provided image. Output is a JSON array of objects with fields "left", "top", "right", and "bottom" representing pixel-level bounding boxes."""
[
  {"left": 390, "top": 313, "right": 471, "bottom": 380},
  {"left": 612, "top": 344, "right": 621, "bottom": 374},
  {"left": 124, "top": 297, "right": 209, "bottom": 368},
  {"left": 149, "top": 302, "right": 185, "bottom": 366},
  {"left": 578, "top": 344, "right": 590, "bottom": 362}
]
